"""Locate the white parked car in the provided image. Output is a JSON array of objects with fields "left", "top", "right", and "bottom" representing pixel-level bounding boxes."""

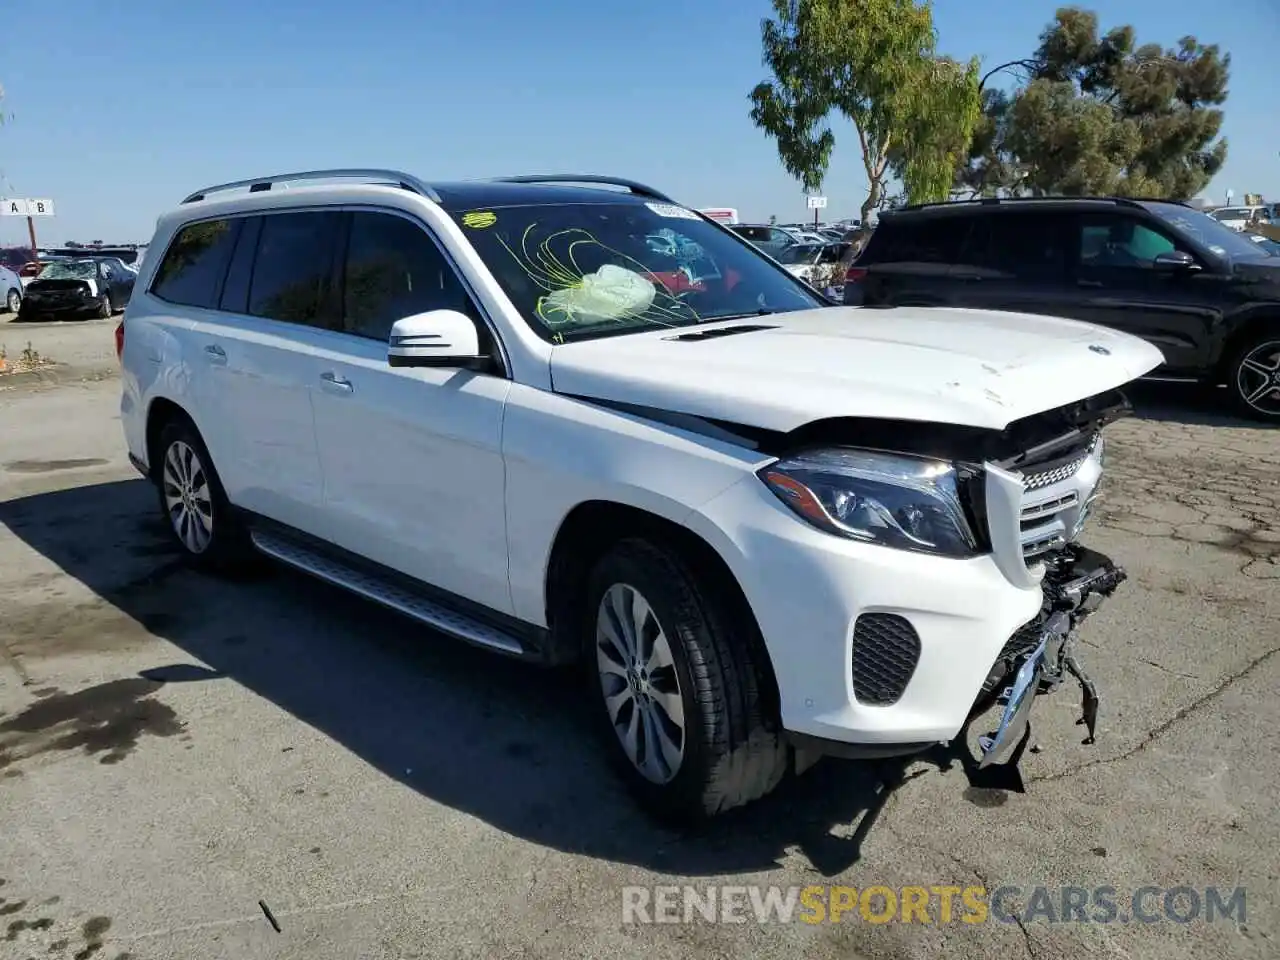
[{"left": 118, "top": 170, "right": 1162, "bottom": 822}]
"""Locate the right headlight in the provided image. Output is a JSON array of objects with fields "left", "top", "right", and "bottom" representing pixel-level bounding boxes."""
[{"left": 758, "top": 447, "right": 979, "bottom": 557}]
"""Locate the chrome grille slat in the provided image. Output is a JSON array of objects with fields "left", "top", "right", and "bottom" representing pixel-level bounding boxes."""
[{"left": 980, "top": 431, "right": 1105, "bottom": 583}]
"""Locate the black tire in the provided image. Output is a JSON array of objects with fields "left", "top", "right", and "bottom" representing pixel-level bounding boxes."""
[
  {"left": 15, "top": 305, "right": 40, "bottom": 323},
  {"left": 584, "top": 537, "right": 788, "bottom": 824},
  {"left": 4, "top": 288, "right": 19, "bottom": 314},
  {"left": 97, "top": 293, "right": 113, "bottom": 319},
  {"left": 1226, "top": 335, "right": 1280, "bottom": 423},
  {"left": 153, "top": 416, "right": 256, "bottom": 575}
]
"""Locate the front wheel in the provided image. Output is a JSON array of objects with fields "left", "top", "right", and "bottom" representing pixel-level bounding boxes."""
[
  {"left": 97, "top": 293, "right": 113, "bottom": 319},
  {"left": 585, "top": 538, "right": 788, "bottom": 824},
  {"left": 1227, "top": 336, "right": 1280, "bottom": 423},
  {"left": 5, "top": 288, "right": 20, "bottom": 313},
  {"left": 154, "top": 418, "right": 255, "bottom": 575}
]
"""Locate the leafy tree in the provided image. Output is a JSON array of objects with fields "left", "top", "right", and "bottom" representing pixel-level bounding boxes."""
[
  {"left": 749, "top": 0, "right": 982, "bottom": 224},
  {"left": 957, "top": 7, "right": 1229, "bottom": 198}
]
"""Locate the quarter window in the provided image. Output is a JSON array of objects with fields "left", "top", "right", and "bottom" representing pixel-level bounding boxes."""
[
  {"left": 342, "top": 212, "right": 476, "bottom": 341},
  {"left": 247, "top": 212, "right": 343, "bottom": 327},
  {"left": 151, "top": 218, "right": 242, "bottom": 309}
]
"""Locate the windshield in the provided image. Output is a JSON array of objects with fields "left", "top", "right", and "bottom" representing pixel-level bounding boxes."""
[
  {"left": 1143, "top": 203, "right": 1270, "bottom": 261},
  {"left": 37, "top": 260, "right": 97, "bottom": 280},
  {"left": 453, "top": 202, "right": 823, "bottom": 342}
]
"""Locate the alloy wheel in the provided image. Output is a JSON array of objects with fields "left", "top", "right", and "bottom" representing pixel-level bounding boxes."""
[
  {"left": 162, "top": 440, "right": 213, "bottom": 554},
  {"left": 1235, "top": 340, "right": 1280, "bottom": 418},
  {"left": 595, "top": 582, "right": 686, "bottom": 784},
  {"left": 6, "top": 290, "right": 19, "bottom": 313}
]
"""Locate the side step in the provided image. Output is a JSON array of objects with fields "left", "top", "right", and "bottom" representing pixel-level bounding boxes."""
[{"left": 249, "top": 528, "right": 527, "bottom": 657}]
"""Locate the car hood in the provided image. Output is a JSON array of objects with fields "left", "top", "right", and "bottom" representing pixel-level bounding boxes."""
[{"left": 549, "top": 307, "right": 1165, "bottom": 432}]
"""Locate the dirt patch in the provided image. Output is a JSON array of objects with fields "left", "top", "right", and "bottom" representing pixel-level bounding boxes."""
[{"left": 0, "top": 678, "right": 183, "bottom": 772}]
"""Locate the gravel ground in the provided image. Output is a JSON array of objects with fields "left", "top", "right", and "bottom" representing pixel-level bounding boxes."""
[{"left": 0, "top": 371, "right": 1276, "bottom": 960}]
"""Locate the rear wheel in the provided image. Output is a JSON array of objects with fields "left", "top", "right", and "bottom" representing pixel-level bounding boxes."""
[
  {"left": 585, "top": 538, "right": 788, "bottom": 824},
  {"left": 154, "top": 417, "right": 255, "bottom": 575},
  {"left": 97, "top": 293, "right": 113, "bottom": 319},
  {"left": 1227, "top": 336, "right": 1280, "bottom": 423}
]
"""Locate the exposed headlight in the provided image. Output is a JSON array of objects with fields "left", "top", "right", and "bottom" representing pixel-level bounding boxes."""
[{"left": 758, "top": 448, "right": 978, "bottom": 557}]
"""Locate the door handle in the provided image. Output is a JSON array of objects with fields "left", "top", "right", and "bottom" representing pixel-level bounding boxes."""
[
  {"left": 320, "top": 371, "right": 353, "bottom": 393},
  {"left": 203, "top": 344, "right": 227, "bottom": 364},
  {"left": 1077, "top": 279, "right": 1104, "bottom": 288}
]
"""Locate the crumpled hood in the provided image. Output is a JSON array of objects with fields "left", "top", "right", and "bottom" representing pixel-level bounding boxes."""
[{"left": 549, "top": 306, "right": 1165, "bottom": 432}]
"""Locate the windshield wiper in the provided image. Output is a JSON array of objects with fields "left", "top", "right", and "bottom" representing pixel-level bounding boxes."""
[{"left": 664, "top": 323, "right": 779, "bottom": 342}]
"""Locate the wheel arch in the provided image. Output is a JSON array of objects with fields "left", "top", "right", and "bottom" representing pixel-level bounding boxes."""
[
  {"left": 1216, "top": 311, "right": 1280, "bottom": 382},
  {"left": 542, "top": 500, "right": 781, "bottom": 725},
  {"left": 143, "top": 396, "right": 199, "bottom": 481}
]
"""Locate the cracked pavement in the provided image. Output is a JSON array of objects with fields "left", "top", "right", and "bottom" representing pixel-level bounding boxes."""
[{"left": 0, "top": 375, "right": 1276, "bottom": 959}]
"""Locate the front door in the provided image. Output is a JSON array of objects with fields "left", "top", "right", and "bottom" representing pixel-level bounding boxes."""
[
  {"left": 309, "top": 209, "right": 514, "bottom": 615},
  {"left": 1060, "top": 211, "right": 1231, "bottom": 373}
]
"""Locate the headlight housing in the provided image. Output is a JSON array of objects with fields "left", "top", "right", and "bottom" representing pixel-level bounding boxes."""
[{"left": 758, "top": 447, "right": 979, "bottom": 557}]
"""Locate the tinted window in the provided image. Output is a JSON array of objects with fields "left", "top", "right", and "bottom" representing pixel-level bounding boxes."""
[
  {"left": 731, "top": 226, "right": 770, "bottom": 242},
  {"left": 151, "top": 218, "right": 241, "bottom": 308},
  {"left": 247, "top": 212, "right": 343, "bottom": 327},
  {"left": 1077, "top": 214, "right": 1179, "bottom": 268},
  {"left": 218, "top": 216, "right": 263, "bottom": 313},
  {"left": 342, "top": 212, "right": 476, "bottom": 341},
  {"left": 873, "top": 216, "right": 971, "bottom": 263},
  {"left": 963, "top": 213, "right": 1068, "bottom": 278}
]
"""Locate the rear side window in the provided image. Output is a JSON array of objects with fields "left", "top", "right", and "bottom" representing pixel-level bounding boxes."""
[
  {"left": 247, "top": 212, "right": 343, "bottom": 327},
  {"left": 962, "top": 213, "right": 1069, "bottom": 279},
  {"left": 342, "top": 211, "right": 476, "bottom": 341},
  {"left": 218, "top": 216, "right": 263, "bottom": 313},
  {"left": 867, "top": 216, "right": 971, "bottom": 263},
  {"left": 150, "top": 218, "right": 242, "bottom": 308}
]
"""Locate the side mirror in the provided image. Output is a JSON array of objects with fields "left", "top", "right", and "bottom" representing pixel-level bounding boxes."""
[
  {"left": 1153, "top": 250, "right": 1200, "bottom": 273},
  {"left": 387, "top": 310, "right": 486, "bottom": 370}
]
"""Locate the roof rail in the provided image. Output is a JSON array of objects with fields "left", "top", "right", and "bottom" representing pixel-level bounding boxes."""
[
  {"left": 181, "top": 168, "right": 442, "bottom": 205},
  {"left": 490, "top": 174, "right": 675, "bottom": 203},
  {"left": 892, "top": 195, "right": 1170, "bottom": 215}
]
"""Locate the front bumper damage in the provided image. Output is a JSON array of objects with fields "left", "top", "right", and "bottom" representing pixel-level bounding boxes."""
[{"left": 974, "top": 544, "right": 1126, "bottom": 768}]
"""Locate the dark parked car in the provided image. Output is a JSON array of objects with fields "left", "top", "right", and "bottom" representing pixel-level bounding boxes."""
[
  {"left": 17, "top": 257, "right": 135, "bottom": 322},
  {"left": 727, "top": 223, "right": 798, "bottom": 257},
  {"left": 844, "top": 196, "right": 1280, "bottom": 422}
]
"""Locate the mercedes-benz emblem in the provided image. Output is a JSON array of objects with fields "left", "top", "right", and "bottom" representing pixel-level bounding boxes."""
[{"left": 1088, "top": 344, "right": 1111, "bottom": 355}]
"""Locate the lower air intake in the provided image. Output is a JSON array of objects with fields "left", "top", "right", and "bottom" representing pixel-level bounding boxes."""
[{"left": 850, "top": 613, "right": 921, "bottom": 706}]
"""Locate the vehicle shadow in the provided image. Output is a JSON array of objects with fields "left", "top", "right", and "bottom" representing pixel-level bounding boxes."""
[
  {"left": 0, "top": 478, "right": 1004, "bottom": 878},
  {"left": 1124, "top": 380, "right": 1273, "bottom": 429}
]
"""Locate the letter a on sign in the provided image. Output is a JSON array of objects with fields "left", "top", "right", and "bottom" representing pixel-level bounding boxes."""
[{"left": 1, "top": 198, "right": 29, "bottom": 217}]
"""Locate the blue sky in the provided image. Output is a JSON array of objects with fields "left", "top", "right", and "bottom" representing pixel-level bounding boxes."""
[{"left": 1, "top": 0, "right": 1276, "bottom": 245}]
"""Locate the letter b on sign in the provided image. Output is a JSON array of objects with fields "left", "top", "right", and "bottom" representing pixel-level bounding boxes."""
[{"left": 27, "top": 198, "right": 56, "bottom": 217}]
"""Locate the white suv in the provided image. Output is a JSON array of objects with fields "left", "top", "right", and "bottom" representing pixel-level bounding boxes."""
[{"left": 118, "top": 170, "right": 1163, "bottom": 822}]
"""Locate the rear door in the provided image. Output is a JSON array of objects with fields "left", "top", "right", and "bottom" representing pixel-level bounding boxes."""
[
  {"left": 857, "top": 215, "right": 974, "bottom": 306},
  {"left": 947, "top": 210, "right": 1077, "bottom": 316},
  {"left": 185, "top": 210, "right": 343, "bottom": 535}
]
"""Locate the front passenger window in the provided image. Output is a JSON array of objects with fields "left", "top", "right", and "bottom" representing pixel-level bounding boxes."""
[
  {"left": 343, "top": 211, "right": 476, "bottom": 341},
  {"left": 1078, "top": 215, "right": 1179, "bottom": 268}
]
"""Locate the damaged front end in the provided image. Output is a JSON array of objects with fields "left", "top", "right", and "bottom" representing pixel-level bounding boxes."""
[
  {"left": 962, "top": 395, "right": 1129, "bottom": 770},
  {"left": 973, "top": 545, "right": 1126, "bottom": 767}
]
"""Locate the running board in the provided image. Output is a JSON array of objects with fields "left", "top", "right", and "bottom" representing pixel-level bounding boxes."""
[{"left": 249, "top": 529, "right": 528, "bottom": 656}]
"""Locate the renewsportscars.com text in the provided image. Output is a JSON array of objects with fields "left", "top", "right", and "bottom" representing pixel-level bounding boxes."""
[{"left": 621, "top": 884, "right": 1246, "bottom": 926}]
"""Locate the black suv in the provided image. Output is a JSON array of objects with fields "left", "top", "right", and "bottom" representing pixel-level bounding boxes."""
[{"left": 844, "top": 197, "right": 1280, "bottom": 422}]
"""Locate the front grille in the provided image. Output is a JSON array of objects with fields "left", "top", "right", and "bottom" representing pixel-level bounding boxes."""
[
  {"left": 1023, "top": 455, "right": 1088, "bottom": 491},
  {"left": 850, "top": 613, "right": 921, "bottom": 706}
]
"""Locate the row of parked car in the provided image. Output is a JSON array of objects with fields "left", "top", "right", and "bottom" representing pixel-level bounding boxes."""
[
  {"left": 1, "top": 250, "right": 140, "bottom": 321},
  {"left": 727, "top": 220, "right": 867, "bottom": 294}
]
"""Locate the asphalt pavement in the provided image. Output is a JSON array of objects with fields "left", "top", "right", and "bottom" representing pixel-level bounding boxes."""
[{"left": 0, "top": 365, "right": 1276, "bottom": 959}]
